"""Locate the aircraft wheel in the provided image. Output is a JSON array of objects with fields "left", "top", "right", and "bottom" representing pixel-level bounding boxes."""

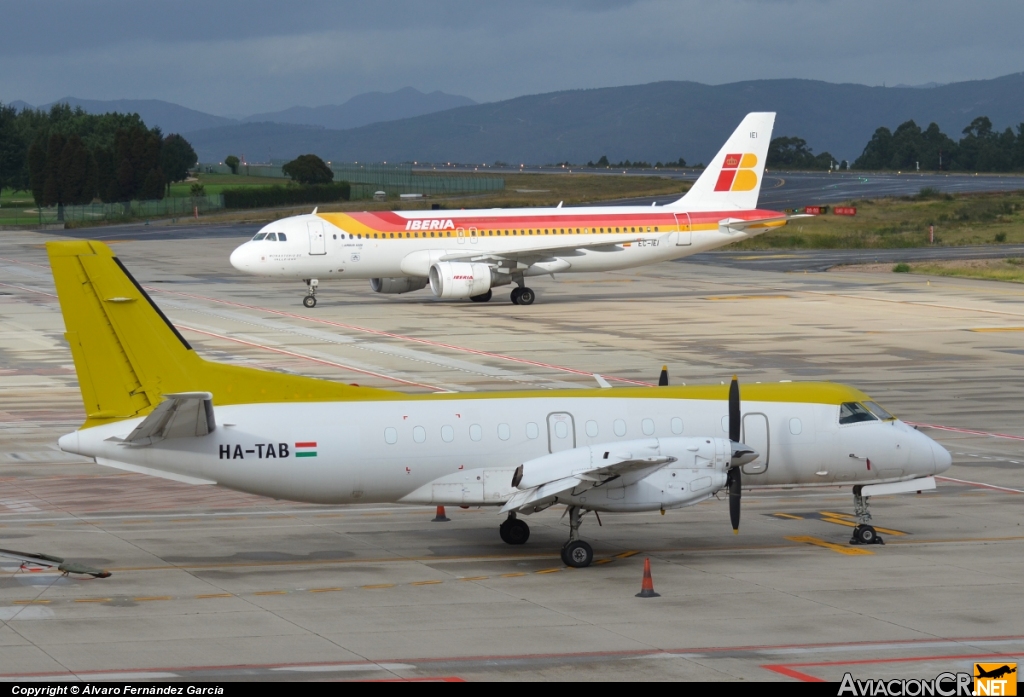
[
  {"left": 470, "top": 290, "right": 493, "bottom": 303},
  {"left": 562, "top": 540, "right": 593, "bottom": 568},
  {"left": 500, "top": 519, "right": 530, "bottom": 545},
  {"left": 303, "top": 295, "right": 317, "bottom": 308},
  {"left": 510, "top": 287, "right": 522, "bottom": 305},
  {"left": 854, "top": 524, "right": 879, "bottom": 545},
  {"left": 518, "top": 287, "right": 536, "bottom": 305}
]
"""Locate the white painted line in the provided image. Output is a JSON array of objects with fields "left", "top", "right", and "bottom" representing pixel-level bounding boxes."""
[
  {"left": 908, "top": 421, "right": 1024, "bottom": 442},
  {"left": 937, "top": 476, "right": 1024, "bottom": 494}
]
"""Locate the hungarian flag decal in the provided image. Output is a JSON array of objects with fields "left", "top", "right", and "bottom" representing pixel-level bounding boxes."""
[{"left": 295, "top": 442, "right": 317, "bottom": 458}]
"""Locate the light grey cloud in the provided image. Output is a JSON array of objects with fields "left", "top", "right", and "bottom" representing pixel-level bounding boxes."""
[{"left": 1, "top": 0, "right": 1021, "bottom": 115}]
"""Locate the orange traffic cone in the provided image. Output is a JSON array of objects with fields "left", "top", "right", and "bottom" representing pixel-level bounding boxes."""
[
  {"left": 635, "top": 557, "right": 660, "bottom": 598},
  {"left": 432, "top": 505, "right": 450, "bottom": 522}
]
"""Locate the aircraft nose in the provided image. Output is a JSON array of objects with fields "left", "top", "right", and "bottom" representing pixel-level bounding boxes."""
[
  {"left": 931, "top": 438, "right": 952, "bottom": 474},
  {"left": 229, "top": 244, "right": 248, "bottom": 271}
]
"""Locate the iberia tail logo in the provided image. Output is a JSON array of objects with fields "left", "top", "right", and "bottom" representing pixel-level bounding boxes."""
[{"left": 714, "top": 153, "right": 759, "bottom": 192}]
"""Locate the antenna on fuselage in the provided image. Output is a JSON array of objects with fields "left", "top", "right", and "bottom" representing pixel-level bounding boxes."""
[{"left": 312, "top": 207, "right": 318, "bottom": 214}]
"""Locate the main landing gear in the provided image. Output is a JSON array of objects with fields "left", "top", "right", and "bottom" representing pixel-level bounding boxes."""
[
  {"left": 560, "top": 506, "right": 594, "bottom": 568},
  {"left": 510, "top": 286, "right": 535, "bottom": 306},
  {"left": 850, "top": 485, "right": 884, "bottom": 545},
  {"left": 302, "top": 278, "right": 319, "bottom": 308},
  {"left": 499, "top": 512, "right": 530, "bottom": 544}
]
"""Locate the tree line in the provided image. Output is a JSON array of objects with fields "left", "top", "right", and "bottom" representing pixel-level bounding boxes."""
[
  {"left": 770, "top": 116, "right": 1024, "bottom": 172},
  {"left": 0, "top": 102, "right": 197, "bottom": 215}
]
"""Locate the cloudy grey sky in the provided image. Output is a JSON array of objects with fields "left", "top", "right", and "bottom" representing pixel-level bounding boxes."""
[{"left": 2, "top": 0, "right": 1022, "bottom": 116}]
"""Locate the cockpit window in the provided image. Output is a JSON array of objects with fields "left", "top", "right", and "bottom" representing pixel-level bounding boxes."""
[
  {"left": 839, "top": 402, "right": 878, "bottom": 425},
  {"left": 252, "top": 233, "right": 267, "bottom": 241},
  {"left": 864, "top": 401, "right": 895, "bottom": 421},
  {"left": 265, "top": 233, "right": 277, "bottom": 241},
  {"left": 278, "top": 232, "right": 287, "bottom": 241}
]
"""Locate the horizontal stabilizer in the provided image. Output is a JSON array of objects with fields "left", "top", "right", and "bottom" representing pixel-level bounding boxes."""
[
  {"left": 95, "top": 457, "right": 216, "bottom": 485},
  {"left": 121, "top": 392, "right": 215, "bottom": 447}
]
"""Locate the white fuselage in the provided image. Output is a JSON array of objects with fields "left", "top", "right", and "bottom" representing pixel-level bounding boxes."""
[
  {"left": 60, "top": 395, "right": 950, "bottom": 512},
  {"left": 228, "top": 207, "right": 780, "bottom": 284}
]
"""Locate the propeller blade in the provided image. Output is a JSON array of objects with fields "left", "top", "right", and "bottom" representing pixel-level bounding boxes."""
[
  {"left": 728, "top": 375, "right": 740, "bottom": 443},
  {"left": 658, "top": 365, "right": 669, "bottom": 386},
  {"left": 728, "top": 468, "right": 741, "bottom": 533}
]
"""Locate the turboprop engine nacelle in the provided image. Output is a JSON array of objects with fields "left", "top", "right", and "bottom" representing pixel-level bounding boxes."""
[
  {"left": 370, "top": 277, "right": 428, "bottom": 294},
  {"left": 513, "top": 437, "right": 736, "bottom": 513},
  {"left": 429, "top": 261, "right": 493, "bottom": 299}
]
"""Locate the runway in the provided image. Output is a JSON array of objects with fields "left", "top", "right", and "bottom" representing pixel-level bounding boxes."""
[{"left": 1, "top": 230, "right": 1022, "bottom": 681}]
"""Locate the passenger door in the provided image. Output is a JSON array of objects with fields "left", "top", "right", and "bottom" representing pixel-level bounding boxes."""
[
  {"left": 308, "top": 221, "right": 326, "bottom": 255},
  {"left": 673, "top": 212, "right": 692, "bottom": 246},
  {"left": 741, "top": 412, "right": 770, "bottom": 475},
  {"left": 547, "top": 412, "right": 576, "bottom": 453}
]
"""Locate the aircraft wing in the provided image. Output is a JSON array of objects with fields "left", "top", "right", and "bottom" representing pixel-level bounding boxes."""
[
  {"left": 438, "top": 235, "right": 649, "bottom": 266},
  {"left": 115, "top": 392, "right": 216, "bottom": 447},
  {"left": 501, "top": 454, "right": 676, "bottom": 515}
]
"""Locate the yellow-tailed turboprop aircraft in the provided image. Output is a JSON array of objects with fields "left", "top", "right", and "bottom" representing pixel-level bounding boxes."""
[{"left": 50, "top": 241, "right": 950, "bottom": 567}]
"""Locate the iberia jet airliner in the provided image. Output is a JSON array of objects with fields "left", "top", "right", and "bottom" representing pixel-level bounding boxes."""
[
  {"left": 229, "top": 112, "right": 796, "bottom": 307},
  {"left": 50, "top": 241, "right": 951, "bottom": 567}
]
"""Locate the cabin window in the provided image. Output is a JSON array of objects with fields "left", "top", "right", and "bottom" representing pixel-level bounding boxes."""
[
  {"left": 554, "top": 421, "right": 568, "bottom": 439},
  {"left": 671, "top": 417, "right": 683, "bottom": 435},
  {"left": 384, "top": 427, "right": 398, "bottom": 444},
  {"left": 721, "top": 415, "right": 729, "bottom": 433},
  {"left": 441, "top": 425, "right": 455, "bottom": 443},
  {"left": 470, "top": 424, "right": 483, "bottom": 442},
  {"left": 585, "top": 420, "right": 599, "bottom": 437},
  {"left": 789, "top": 418, "right": 803, "bottom": 435},
  {"left": 526, "top": 422, "right": 539, "bottom": 439},
  {"left": 413, "top": 426, "right": 426, "bottom": 443},
  {"left": 864, "top": 401, "right": 896, "bottom": 421},
  {"left": 613, "top": 419, "right": 626, "bottom": 437},
  {"left": 642, "top": 418, "right": 655, "bottom": 436},
  {"left": 839, "top": 402, "right": 877, "bottom": 425},
  {"left": 333, "top": 234, "right": 337, "bottom": 240},
  {"left": 430, "top": 232, "right": 435, "bottom": 237},
  {"left": 654, "top": 227, "right": 659, "bottom": 232},
  {"left": 279, "top": 233, "right": 287, "bottom": 241},
  {"left": 389, "top": 233, "right": 394, "bottom": 238},
  {"left": 373, "top": 234, "right": 378, "bottom": 239},
  {"left": 498, "top": 423, "right": 511, "bottom": 441}
]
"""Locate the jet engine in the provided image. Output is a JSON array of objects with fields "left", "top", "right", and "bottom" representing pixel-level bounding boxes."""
[
  {"left": 428, "top": 262, "right": 493, "bottom": 299},
  {"left": 369, "top": 277, "right": 428, "bottom": 294}
]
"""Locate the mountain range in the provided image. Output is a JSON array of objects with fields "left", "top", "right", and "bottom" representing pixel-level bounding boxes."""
[
  {"left": 8, "top": 74, "right": 1024, "bottom": 165},
  {"left": 181, "top": 73, "right": 1024, "bottom": 165},
  {"left": 7, "top": 87, "right": 475, "bottom": 137}
]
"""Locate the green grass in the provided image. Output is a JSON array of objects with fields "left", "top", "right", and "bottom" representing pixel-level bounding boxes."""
[
  {"left": 903, "top": 258, "right": 1024, "bottom": 284},
  {"left": 167, "top": 172, "right": 291, "bottom": 198},
  {"left": 737, "top": 189, "right": 1024, "bottom": 250}
]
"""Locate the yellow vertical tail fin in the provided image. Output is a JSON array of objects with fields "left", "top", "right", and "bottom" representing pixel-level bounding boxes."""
[{"left": 47, "top": 240, "right": 392, "bottom": 428}]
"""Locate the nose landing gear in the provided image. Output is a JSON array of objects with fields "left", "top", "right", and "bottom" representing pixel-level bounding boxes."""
[
  {"left": 850, "top": 486, "right": 884, "bottom": 545},
  {"left": 302, "top": 279, "right": 318, "bottom": 308}
]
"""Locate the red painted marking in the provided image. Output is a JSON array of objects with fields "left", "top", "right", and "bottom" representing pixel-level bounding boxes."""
[
  {"left": 177, "top": 325, "right": 445, "bottom": 392},
  {"left": 0, "top": 281, "right": 57, "bottom": 298},
  {"left": 148, "top": 287, "right": 655, "bottom": 387},
  {"left": 294, "top": 442, "right": 317, "bottom": 448},
  {"left": 762, "top": 664, "right": 825, "bottom": 682},
  {"left": 908, "top": 421, "right": 1024, "bottom": 442},
  {"left": 714, "top": 169, "right": 737, "bottom": 191}
]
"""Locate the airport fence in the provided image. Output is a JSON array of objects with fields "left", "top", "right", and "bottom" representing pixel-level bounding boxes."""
[
  {"left": 0, "top": 195, "right": 225, "bottom": 228},
  {"left": 199, "top": 162, "right": 504, "bottom": 198}
]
